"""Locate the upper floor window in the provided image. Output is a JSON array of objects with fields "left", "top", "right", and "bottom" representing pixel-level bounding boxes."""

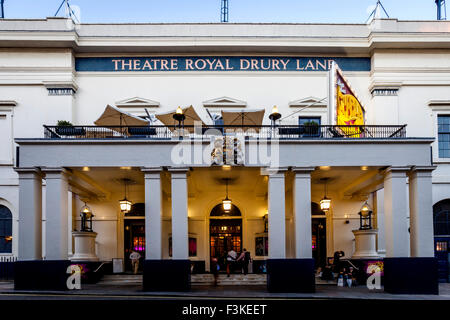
[
  {"left": 299, "top": 116, "right": 321, "bottom": 126},
  {"left": 438, "top": 115, "right": 450, "bottom": 158},
  {"left": 0, "top": 205, "right": 12, "bottom": 253}
]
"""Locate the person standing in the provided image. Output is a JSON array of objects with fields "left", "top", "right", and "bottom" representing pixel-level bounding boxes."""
[
  {"left": 129, "top": 250, "right": 141, "bottom": 274},
  {"left": 237, "top": 248, "right": 252, "bottom": 275},
  {"left": 226, "top": 249, "right": 237, "bottom": 277}
]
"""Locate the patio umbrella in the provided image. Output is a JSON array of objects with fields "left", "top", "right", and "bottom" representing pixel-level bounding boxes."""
[
  {"left": 94, "top": 104, "right": 149, "bottom": 127},
  {"left": 221, "top": 109, "right": 265, "bottom": 132},
  {"left": 155, "top": 105, "right": 207, "bottom": 133}
]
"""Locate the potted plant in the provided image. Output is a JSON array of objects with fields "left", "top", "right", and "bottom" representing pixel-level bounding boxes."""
[
  {"left": 56, "top": 120, "right": 85, "bottom": 136},
  {"left": 302, "top": 121, "right": 320, "bottom": 137}
]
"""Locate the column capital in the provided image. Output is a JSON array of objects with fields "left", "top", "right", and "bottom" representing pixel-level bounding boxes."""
[
  {"left": 291, "top": 167, "right": 315, "bottom": 175},
  {"left": 14, "top": 167, "right": 44, "bottom": 179},
  {"left": 262, "top": 167, "right": 289, "bottom": 177},
  {"left": 168, "top": 167, "right": 190, "bottom": 179},
  {"left": 41, "top": 167, "right": 69, "bottom": 179},
  {"left": 382, "top": 166, "right": 410, "bottom": 179},
  {"left": 409, "top": 166, "right": 436, "bottom": 178},
  {"left": 142, "top": 167, "right": 164, "bottom": 178}
]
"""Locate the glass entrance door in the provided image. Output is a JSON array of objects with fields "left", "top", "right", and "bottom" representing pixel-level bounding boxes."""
[
  {"left": 124, "top": 219, "right": 145, "bottom": 272},
  {"left": 210, "top": 219, "right": 242, "bottom": 272}
]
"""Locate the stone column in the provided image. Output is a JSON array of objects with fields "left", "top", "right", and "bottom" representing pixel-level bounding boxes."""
[
  {"left": 43, "top": 168, "right": 69, "bottom": 260},
  {"left": 266, "top": 167, "right": 315, "bottom": 293},
  {"left": 142, "top": 167, "right": 163, "bottom": 260},
  {"left": 409, "top": 166, "right": 436, "bottom": 257},
  {"left": 292, "top": 167, "right": 314, "bottom": 259},
  {"left": 267, "top": 168, "right": 287, "bottom": 259},
  {"left": 383, "top": 166, "right": 438, "bottom": 294},
  {"left": 383, "top": 167, "right": 409, "bottom": 258},
  {"left": 169, "top": 167, "right": 189, "bottom": 260},
  {"left": 16, "top": 168, "right": 43, "bottom": 261}
]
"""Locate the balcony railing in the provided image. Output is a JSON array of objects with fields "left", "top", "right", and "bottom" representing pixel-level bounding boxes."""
[{"left": 43, "top": 124, "right": 407, "bottom": 140}]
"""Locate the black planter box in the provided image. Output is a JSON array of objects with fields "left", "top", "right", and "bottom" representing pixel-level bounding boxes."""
[
  {"left": 384, "top": 257, "right": 439, "bottom": 294},
  {"left": 267, "top": 258, "right": 315, "bottom": 293},
  {"left": 143, "top": 259, "right": 191, "bottom": 291}
]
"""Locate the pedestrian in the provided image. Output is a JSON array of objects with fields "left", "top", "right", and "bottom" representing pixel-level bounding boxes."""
[
  {"left": 226, "top": 249, "right": 237, "bottom": 277},
  {"left": 129, "top": 250, "right": 141, "bottom": 274},
  {"left": 211, "top": 257, "right": 219, "bottom": 286},
  {"left": 236, "top": 248, "right": 252, "bottom": 275}
]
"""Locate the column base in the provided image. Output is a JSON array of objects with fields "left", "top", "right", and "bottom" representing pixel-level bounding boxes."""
[
  {"left": 267, "top": 259, "right": 315, "bottom": 293},
  {"left": 384, "top": 257, "right": 439, "bottom": 294},
  {"left": 143, "top": 259, "right": 191, "bottom": 291},
  {"left": 14, "top": 260, "right": 71, "bottom": 291}
]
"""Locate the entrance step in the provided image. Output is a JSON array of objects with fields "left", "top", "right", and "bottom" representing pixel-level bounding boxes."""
[
  {"left": 98, "top": 274, "right": 268, "bottom": 286},
  {"left": 96, "top": 274, "right": 337, "bottom": 286},
  {"left": 98, "top": 274, "right": 142, "bottom": 285},
  {"left": 191, "top": 274, "right": 267, "bottom": 286}
]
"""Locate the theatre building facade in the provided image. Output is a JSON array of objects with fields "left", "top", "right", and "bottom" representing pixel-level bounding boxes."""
[{"left": 0, "top": 18, "right": 449, "bottom": 294}]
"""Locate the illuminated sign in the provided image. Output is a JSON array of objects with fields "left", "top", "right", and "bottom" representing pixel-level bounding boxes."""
[{"left": 75, "top": 56, "right": 370, "bottom": 72}]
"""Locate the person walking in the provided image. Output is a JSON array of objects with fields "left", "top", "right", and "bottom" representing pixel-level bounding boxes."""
[
  {"left": 237, "top": 248, "right": 252, "bottom": 275},
  {"left": 211, "top": 257, "right": 219, "bottom": 286},
  {"left": 129, "top": 250, "right": 141, "bottom": 274}
]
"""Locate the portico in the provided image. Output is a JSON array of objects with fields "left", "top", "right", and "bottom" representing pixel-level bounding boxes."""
[{"left": 11, "top": 131, "right": 438, "bottom": 293}]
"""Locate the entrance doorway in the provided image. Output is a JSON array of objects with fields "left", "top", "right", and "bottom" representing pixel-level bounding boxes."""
[
  {"left": 311, "top": 202, "right": 327, "bottom": 269},
  {"left": 433, "top": 199, "right": 450, "bottom": 282},
  {"left": 209, "top": 203, "right": 242, "bottom": 272},
  {"left": 124, "top": 219, "right": 145, "bottom": 272}
]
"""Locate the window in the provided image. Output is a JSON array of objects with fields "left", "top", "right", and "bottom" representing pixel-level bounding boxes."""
[
  {"left": 433, "top": 199, "right": 450, "bottom": 236},
  {"left": 255, "top": 236, "right": 268, "bottom": 256},
  {"left": 299, "top": 116, "right": 321, "bottom": 137},
  {"left": 299, "top": 116, "right": 321, "bottom": 126},
  {"left": 0, "top": 205, "right": 12, "bottom": 253},
  {"left": 438, "top": 115, "right": 450, "bottom": 158}
]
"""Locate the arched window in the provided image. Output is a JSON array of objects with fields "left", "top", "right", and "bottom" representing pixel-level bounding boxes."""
[
  {"left": 0, "top": 205, "right": 12, "bottom": 253},
  {"left": 433, "top": 199, "right": 450, "bottom": 236}
]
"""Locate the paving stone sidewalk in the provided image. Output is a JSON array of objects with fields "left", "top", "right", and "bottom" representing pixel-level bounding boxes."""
[{"left": 0, "top": 281, "right": 449, "bottom": 300}]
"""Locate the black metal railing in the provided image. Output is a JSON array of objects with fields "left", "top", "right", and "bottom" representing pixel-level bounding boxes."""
[{"left": 43, "top": 124, "right": 407, "bottom": 140}]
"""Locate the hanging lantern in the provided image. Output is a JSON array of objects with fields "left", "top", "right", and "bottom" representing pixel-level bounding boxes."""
[
  {"left": 119, "top": 178, "right": 133, "bottom": 214},
  {"left": 320, "top": 178, "right": 331, "bottom": 213},
  {"left": 222, "top": 179, "right": 232, "bottom": 212},
  {"left": 359, "top": 201, "right": 373, "bottom": 230}
]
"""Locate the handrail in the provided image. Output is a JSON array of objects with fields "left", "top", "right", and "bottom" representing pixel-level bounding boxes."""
[{"left": 43, "top": 124, "right": 407, "bottom": 140}]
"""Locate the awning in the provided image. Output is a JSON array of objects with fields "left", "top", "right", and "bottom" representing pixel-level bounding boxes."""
[
  {"left": 155, "top": 105, "right": 207, "bottom": 133},
  {"left": 221, "top": 109, "right": 265, "bottom": 132},
  {"left": 94, "top": 104, "right": 149, "bottom": 127}
]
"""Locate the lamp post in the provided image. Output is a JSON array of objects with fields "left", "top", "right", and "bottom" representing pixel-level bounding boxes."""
[
  {"left": 80, "top": 202, "right": 94, "bottom": 232},
  {"left": 358, "top": 201, "right": 373, "bottom": 230},
  {"left": 173, "top": 106, "right": 186, "bottom": 129},
  {"left": 269, "top": 106, "right": 281, "bottom": 138}
]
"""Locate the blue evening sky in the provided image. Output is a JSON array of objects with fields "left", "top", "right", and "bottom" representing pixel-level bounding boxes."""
[{"left": 2, "top": 0, "right": 444, "bottom": 23}]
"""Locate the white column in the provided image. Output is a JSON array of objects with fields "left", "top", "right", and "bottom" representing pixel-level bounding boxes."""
[
  {"left": 142, "top": 167, "right": 163, "bottom": 260},
  {"left": 383, "top": 167, "right": 410, "bottom": 257},
  {"left": 409, "top": 166, "right": 436, "bottom": 257},
  {"left": 16, "top": 168, "right": 43, "bottom": 261},
  {"left": 169, "top": 167, "right": 189, "bottom": 260},
  {"left": 292, "top": 167, "right": 314, "bottom": 259},
  {"left": 375, "top": 189, "right": 386, "bottom": 256},
  {"left": 43, "top": 168, "right": 69, "bottom": 260},
  {"left": 268, "top": 168, "right": 287, "bottom": 259}
]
